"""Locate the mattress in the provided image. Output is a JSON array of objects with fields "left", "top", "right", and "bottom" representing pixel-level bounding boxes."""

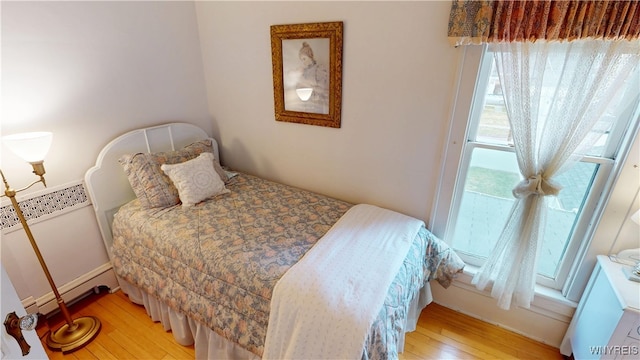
[{"left": 111, "top": 172, "right": 463, "bottom": 358}]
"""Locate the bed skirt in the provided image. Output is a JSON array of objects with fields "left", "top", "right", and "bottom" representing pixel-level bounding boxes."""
[{"left": 118, "top": 276, "right": 433, "bottom": 359}]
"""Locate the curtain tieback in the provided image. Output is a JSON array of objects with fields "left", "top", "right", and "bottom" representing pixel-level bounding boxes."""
[{"left": 512, "top": 174, "right": 561, "bottom": 199}]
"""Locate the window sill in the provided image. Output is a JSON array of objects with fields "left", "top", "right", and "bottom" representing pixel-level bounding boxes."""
[{"left": 449, "top": 263, "right": 578, "bottom": 321}]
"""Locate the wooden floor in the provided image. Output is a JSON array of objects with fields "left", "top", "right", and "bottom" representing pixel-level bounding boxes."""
[{"left": 37, "top": 290, "right": 563, "bottom": 359}]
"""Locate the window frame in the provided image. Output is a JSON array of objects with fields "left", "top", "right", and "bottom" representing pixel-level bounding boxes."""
[{"left": 431, "top": 44, "right": 640, "bottom": 295}]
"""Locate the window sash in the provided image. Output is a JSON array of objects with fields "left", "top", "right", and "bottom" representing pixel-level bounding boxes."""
[
  {"left": 437, "top": 44, "right": 640, "bottom": 291},
  {"left": 469, "top": 47, "right": 640, "bottom": 158},
  {"left": 448, "top": 141, "right": 615, "bottom": 289}
]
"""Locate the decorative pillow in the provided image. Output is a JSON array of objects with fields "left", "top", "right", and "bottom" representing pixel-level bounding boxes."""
[
  {"left": 119, "top": 139, "right": 228, "bottom": 209},
  {"left": 161, "top": 152, "right": 229, "bottom": 207}
]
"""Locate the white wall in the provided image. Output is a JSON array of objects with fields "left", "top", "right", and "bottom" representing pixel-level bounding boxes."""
[
  {"left": 1, "top": 1, "right": 211, "bottom": 302},
  {"left": 2, "top": 1, "right": 213, "bottom": 187},
  {"left": 195, "top": 1, "right": 458, "bottom": 221}
]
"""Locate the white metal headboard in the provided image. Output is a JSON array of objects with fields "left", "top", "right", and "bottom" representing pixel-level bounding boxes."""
[{"left": 84, "top": 123, "right": 216, "bottom": 259}]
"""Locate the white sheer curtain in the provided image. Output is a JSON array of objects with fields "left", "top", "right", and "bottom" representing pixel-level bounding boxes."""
[{"left": 472, "top": 39, "right": 640, "bottom": 310}]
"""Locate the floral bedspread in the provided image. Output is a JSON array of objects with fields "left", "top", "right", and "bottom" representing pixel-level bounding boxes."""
[{"left": 111, "top": 173, "right": 464, "bottom": 358}]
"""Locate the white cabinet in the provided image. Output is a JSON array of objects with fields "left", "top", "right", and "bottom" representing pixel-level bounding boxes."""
[{"left": 562, "top": 255, "right": 640, "bottom": 359}]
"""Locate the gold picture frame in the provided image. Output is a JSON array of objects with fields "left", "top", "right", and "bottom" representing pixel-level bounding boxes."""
[{"left": 270, "top": 21, "right": 343, "bottom": 128}]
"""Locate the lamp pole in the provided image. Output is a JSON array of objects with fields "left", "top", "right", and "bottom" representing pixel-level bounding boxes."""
[
  {"left": 2, "top": 172, "right": 75, "bottom": 322},
  {"left": 0, "top": 133, "right": 101, "bottom": 353}
]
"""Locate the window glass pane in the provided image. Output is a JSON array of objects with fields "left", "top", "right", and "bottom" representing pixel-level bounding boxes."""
[
  {"left": 474, "top": 55, "right": 640, "bottom": 157},
  {"left": 451, "top": 148, "right": 519, "bottom": 259},
  {"left": 539, "top": 161, "right": 597, "bottom": 278},
  {"left": 588, "top": 70, "right": 640, "bottom": 157},
  {"left": 476, "top": 60, "right": 511, "bottom": 146},
  {"left": 451, "top": 147, "right": 597, "bottom": 278}
]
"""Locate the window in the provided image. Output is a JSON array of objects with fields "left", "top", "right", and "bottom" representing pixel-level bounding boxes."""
[{"left": 438, "top": 45, "right": 640, "bottom": 290}]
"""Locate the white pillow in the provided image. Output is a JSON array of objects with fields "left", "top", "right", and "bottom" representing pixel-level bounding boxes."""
[{"left": 161, "top": 152, "right": 229, "bottom": 207}]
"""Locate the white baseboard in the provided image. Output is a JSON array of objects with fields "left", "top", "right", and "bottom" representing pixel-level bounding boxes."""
[
  {"left": 22, "top": 296, "right": 38, "bottom": 314},
  {"left": 23, "top": 263, "right": 119, "bottom": 315}
]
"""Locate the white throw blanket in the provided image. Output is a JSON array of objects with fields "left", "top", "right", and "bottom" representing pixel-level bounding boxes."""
[{"left": 263, "top": 204, "right": 424, "bottom": 359}]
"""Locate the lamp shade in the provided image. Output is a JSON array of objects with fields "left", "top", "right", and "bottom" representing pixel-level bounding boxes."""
[{"left": 2, "top": 132, "right": 53, "bottom": 163}]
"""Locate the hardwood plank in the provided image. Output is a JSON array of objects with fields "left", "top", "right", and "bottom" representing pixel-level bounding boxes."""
[
  {"left": 38, "top": 290, "right": 562, "bottom": 359},
  {"left": 105, "top": 293, "right": 195, "bottom": 359},
  {"left": 90, "top": 300, "right": 169, "bottom": 359},
  {"left": 402, "top": 327, "right": 483, "bottom": 360},
  {"left": 87, "top": 330, "right": 138, "bottom": 359},
  {"left": 418, "top": 316, "right": 520, "bottom": 359},
  {"left": 80, "top": 342, "right": 119, "bottom": 360},
  {"left": 409, "top": 303, "right": 563, "bottom": 360},
  {"left": 415, "top": 326, "right": 513, "bottom": 360},
  {"left": 106, "top": 329, "right": 163, "bottom": 359},
  {"left": 93, "top": 292, "right": 194, "bottom": 359}
]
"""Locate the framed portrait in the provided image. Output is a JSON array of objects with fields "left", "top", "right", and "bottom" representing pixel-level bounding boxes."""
[{"left": 270, "top": 21, "right": 343, "bottom": 128}]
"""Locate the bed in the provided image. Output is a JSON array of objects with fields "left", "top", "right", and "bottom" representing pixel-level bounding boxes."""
[{"left": 84, "top": 122, "right": 464, "bottom": 359}]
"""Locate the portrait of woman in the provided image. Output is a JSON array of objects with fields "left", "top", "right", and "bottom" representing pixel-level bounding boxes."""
[{"left": 282, "top": 38, "right": 330, "bottom": 114}]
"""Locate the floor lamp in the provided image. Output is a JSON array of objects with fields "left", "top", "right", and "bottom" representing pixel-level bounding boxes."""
[{"left": 1, "top": 132, "right": 101, "bottom": 353}]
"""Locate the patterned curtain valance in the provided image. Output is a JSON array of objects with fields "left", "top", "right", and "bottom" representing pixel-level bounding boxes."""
[{"left": 448, "top": 0, "right": 640, "bottom": 46}]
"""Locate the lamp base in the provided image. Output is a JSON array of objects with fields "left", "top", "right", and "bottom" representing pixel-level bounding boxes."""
[{"left": 46, "top": 316, "right": 101, "bottom": 353}]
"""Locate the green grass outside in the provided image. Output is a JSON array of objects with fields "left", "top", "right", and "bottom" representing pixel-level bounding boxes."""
[{"left": 465, "top": 166, "right": 520, "bottom": 199}]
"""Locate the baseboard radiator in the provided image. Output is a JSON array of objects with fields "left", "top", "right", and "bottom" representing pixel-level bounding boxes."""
[
  {"left": 22, "top": 263, "right": 119, "bottom": 315},
  {"left": 1, "top": 180, "right": 120, "bottom": 315}
]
